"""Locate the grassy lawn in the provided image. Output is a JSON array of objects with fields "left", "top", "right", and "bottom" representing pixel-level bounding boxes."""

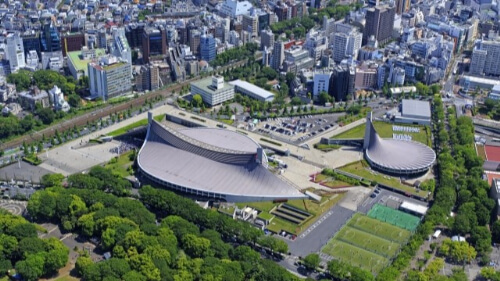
[
  {"left": 218, "top": 119, "right": 234, "bottom": 125},
  {"left": 236, "top": 192, "right": 346, "bottom": 235},
  {"left": 107, "top": 119, "right": 149, "bottom": 137},
  {"left": 323, "top": 180, "right": 351, "bottom": 188},
  {"left": 314, "top": 143, "right": 341, "bottom": 152},
  {"left": 258, "top": 211, "right": 274, "bottom": 221},
  {"left": 105, "top": 151, "right": 134, "bottom": 178},
  {"left": 107, "top": 115, "right": 164, "bottom": 137},
  {"left": 348, "top": 213, "right": 411, "bottom": 244},
  {"left": 322, "top": 239, "right": 389, "bottom": 273},
  {"left": 477, "top": 144, "right": 487, "bottom": 160},
  {"left": 331, "top": 121, "right": 431, "bottom": 146},
  {"left": 335, "top": 226, "right": 401, "bottom": 258},
  {"left": 339, "top": 161, "right": 428, "bottom": 197}
]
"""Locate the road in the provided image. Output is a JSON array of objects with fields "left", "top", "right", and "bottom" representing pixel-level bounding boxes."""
[{"left": 1, "top": 59, "right": 248, "bottom": 151}]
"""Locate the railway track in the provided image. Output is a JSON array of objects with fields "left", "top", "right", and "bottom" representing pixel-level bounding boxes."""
[{"left": 2, "top": 59, "right": 248, "bottom": 150}]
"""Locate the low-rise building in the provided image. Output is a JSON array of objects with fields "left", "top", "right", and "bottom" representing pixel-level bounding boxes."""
[
  {"left": 489, "top": 84, "right": 500, "bottom": 100},
  {"left": 190, "top": 76, "right": 234, "bottom": 106},
  {"left": 0, "top": 83, "right": 16, "bottom": 103},
  {"left": 394, "top": 99, "right": 431, "bottom": 125},
  {"left": 18, "top": 86, "right": 50, "bottom": 111},
  {"left": 229, "top": 79, "right": 274, "bottom": 102},
  {"left": 48, "top": 85, "right": 70, "bottom": 112}
]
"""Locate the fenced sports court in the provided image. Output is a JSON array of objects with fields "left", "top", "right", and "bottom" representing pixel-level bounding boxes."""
[
  {"left": 347, "top": 213, "right": 411, "bottom": 244},
  {"left": 322, "top": 212, "right": 412, "bottom": 274},
  {"left": 367, "top": 204, "right": 420, "bottom": 232}
]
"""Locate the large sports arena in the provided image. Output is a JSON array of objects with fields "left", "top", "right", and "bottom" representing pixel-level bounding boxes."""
[
  {"left": 137, "top": 113, "right": 307, "bottom": 202},
  {"left": 364, "top": 114, "right": 436, "bottom": 176}
]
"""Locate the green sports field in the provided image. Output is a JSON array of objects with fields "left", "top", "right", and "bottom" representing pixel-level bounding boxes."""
[
  {"left": 322, "top": 212, "right": 414, "bottom": 273},
  {"left": 335, "top": 226, "right": 400, "bottom": 258},
  {"left": 322, "top": 240, "right": 389, "bottom": 273},
  {"left": 368, "top": 204, "right": 420, "bottom": 232},
  {"left": 347, "top": 213, "right": 411, "bottom": 244}
]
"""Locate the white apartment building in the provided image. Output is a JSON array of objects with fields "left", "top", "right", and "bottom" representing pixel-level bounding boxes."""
[
  {"left": 6, "top": 33, "right": 25, "bottom": 73},
  {"left": 88, "top": 56, "right": 132, "bottom": 101}
]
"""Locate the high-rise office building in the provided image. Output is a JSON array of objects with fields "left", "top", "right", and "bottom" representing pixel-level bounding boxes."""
[
  {"left": 97, "top": 29, "right": 108, "bottom": 49},
  {"left": 332, "top": 33, "right": 349, "bottom": 63},
  {"left": 125, "top": 23, "right": 145, "bottom": 48},
  {"left": 260, "top": 28, "right": 274, "bottom": 50},
  {"left": 189, "top": 30, "right": 201, "bottom": 56},
  {"left": 332, "top": 31, "right": 362, "bottom": 62},
  {"left": 142, "top": 27, "right": 167, "bottom": 63},
  {"left": 258, "top": 11, "right": 270, "bottom": 33},
  {"left": 470, "top": 48, "right": 487, "bottom": 75},
  {"left": 242, "top": 13, "right": 258, "bottom": 37},
  {"left": 470, "top": 40, "right": 500, "bottom": 76},
  {"left": 22, "top": 30, "right": 41, "bottom": 59},
  {"left": 112, "top": 28, "right": 132, "bottom": 66},
  {"left": 61, "top": 32, "right": 85, "bottom": 57},
  {"left": 274, "top": 5, "right": 288, "bottom": 22},
  {"left": 200, "top": 33, "right": 216, "bottom": 62},
  {"left": 363, "top": 5, "right": 396, "bottom": 45},
  {"left": 271, "top": 40, "right": 284, "bottom": 71},
  {"left": 6, "top": 33, "right": 25, "bottom": 73},
  {"left": 41, "top": 22, "right": 61, "bottom": 52},
  {"left": 395, "top": 0, "right": 410, "bottom": 14},
  {"left": 88, "top": 56, "right": 132, "bottom": 101},
  {"left": 313, "top": 70, "right": 332, "bottom": 98},
  {"left": 323, "top": 15, "right": 335, "bottom": 38},
  {"left": 329, "top": 64, "right": 355, "bottom": 101}
]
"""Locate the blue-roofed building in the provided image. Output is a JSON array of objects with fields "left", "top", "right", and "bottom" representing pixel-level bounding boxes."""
[{"left": 200, "top": 33, "right": 216, "bottom": 62}]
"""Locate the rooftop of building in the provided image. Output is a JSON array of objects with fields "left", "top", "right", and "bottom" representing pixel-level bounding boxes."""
[
  {"left": 229, "top": 79, "right": 274, "bottom": 100},
  {"left": 364, "top": 114, "right": 436, "bottom": 172},
  {"left": 190, "top": 76, "right": 234, "bottom": 94},
  {"left": 67, "top": 48, "right": 106, "bottom": 71},
  {"left": 138, "top": 121, "right": 305, "bottom": 200},
  {"left": 402, "top": 99, "right": 431, "bottom": 119}
]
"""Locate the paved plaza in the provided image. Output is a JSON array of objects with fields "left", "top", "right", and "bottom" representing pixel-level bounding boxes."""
[{"left": 0, "top": 162, "right": 52, "bottom": 182}]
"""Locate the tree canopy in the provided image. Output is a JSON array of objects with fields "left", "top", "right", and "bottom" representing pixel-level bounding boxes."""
[{"left": 25, "top": 168, "right": 299, "bottom": 281}]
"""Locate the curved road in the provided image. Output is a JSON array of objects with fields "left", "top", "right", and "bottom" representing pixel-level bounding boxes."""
[{"left": 2, "top": 59, "right": 249, "bottom": 150}]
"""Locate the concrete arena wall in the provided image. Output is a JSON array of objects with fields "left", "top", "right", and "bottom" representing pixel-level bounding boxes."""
[
  {"left": 364, "top": 153, "right": 431, "bottom": 176},
  {"left": 151, "top": 121, "right": 256, "bottom": 165}
]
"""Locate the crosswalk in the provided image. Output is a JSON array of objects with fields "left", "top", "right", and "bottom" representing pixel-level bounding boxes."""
[
  {"left": 299, "top": 210, "right": 334, "bottom": 239},
  {"left": 319, "top": 252, "right": 334, "bottom": 261}
]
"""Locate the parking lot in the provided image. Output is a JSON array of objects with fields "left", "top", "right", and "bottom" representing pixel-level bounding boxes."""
[
  {"left": 357, "top": 187, "right": 429, "bottom": 214},
  {"left": 254, "top": 113, "right": 345, "bottom": 144}
]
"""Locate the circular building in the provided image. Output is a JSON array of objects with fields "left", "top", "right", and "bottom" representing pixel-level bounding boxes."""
[
  {"left": 137, "top": 113, "right": 306, "bottom": 202},
  {"left": 363, "top": 115, "right": 436, "bottom": 176}
]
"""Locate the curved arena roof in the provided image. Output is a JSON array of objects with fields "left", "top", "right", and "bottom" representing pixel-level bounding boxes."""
[
  {"left": 137, "top": 119, "right": 306, "bottom": 202},
  {"left": 364, "top": 116, "right": 436, "bottom": 175}
]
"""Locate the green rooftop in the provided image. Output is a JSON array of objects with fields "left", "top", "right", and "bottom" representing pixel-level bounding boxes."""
[{"left": 68, "top": 49, "right": 106, "bottom": 71}]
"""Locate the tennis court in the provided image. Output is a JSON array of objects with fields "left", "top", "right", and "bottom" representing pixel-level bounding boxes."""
[
  {"left": 485, "top": 145, "right": 500, "bottom": 162},
  {"left": 367, "top": 204, "right": 420, "bottom": 232}
]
